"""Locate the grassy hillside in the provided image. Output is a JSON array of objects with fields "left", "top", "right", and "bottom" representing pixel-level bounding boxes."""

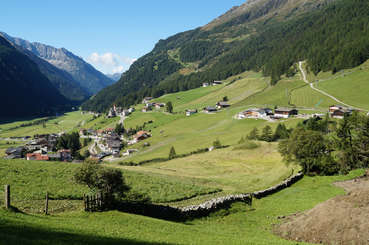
[
  {"left": 314, "top": 61, "right": 369, "bottom": 110},
  {"left": 0, "top": 111, "right": 93, "bottom": 137},
  {"left": 117, "top": 142, "right": 298, "bottom": 206},
  {"left": 154, "top": 71, "right": 268, "bottom": 112},
  {"left": 0, "top": 168, "right": 364, "bottom": 245},
  {"left": 0, "top": 159, "right": 219, "bottom": 213}
]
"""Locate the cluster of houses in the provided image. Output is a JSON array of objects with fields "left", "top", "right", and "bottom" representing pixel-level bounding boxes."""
[
  {"left": 142, "top": 97, "right": 166, "bottom": 113},
  {"left": 79, "top": 128, "right": 123, "bottom": 158},
  {"left": 202, "top": 101, "right": 231, "bottom": 114},
  {"left": 79, "top": 126, "right": 152, "bottom": 159},
  {"left": 202, "top": 81, "right": 223, "bottom": 87},
  {"left": 237, "top": 104, "right": 364, "bottom": 121},
  {"left": 4, "top": 133, "right": 72, "bottom": 162},
  {"left": 329, "top": 105, "right": 354, "bottom": 119},
  {"left": 108, "top": 105, "right": 135, "bottom": 118},
  {"left": 237, "top": 107, "right": 298, "bottom": 120}
]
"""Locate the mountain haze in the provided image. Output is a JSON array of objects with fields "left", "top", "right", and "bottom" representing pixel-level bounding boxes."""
[
  {"left": 106, "top": 73, "right": 122, "bottom": 82},
  {"left": 1, "top": 32, "right": 114, "bottom": 95},
  {"left": 82, "top": 0, "right": 369, "bottom": 112}
]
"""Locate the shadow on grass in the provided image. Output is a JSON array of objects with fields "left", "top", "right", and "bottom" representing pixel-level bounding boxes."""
[{"left": 0, "top": 219, "right": 175, "bottom": 245}]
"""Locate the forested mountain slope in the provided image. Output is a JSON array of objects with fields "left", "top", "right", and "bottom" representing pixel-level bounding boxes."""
[
  {"left": 0, "top": 36, "right": 70, "bottom": 119},
  {"left": 82, "top": 0, "right": 369, "bottom": 112},
  {"left": 0, "top": 32, "right": 114, "bottom": 95}
]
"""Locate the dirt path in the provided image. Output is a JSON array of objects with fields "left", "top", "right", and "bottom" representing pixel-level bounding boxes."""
[
  {"left": 298, "top": 61, "right": 366, "bottom": 111},
  {"left": 275, "top": 172, "right": 369, "bottom": 245}
]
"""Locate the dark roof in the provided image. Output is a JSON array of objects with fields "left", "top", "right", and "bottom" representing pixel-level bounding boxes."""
[
  {"left": 205, "top": 106, "right": 217, "bottom": 111},
  {"left": 217, "top": 102, "right": 230, "bottom": 106},
  {"left": 275, "top": 107, "right": 298, "bottom": 112}
]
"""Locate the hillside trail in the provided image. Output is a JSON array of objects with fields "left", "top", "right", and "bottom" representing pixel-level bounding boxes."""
[{"left": 298, "top": 61, "right": 367, "bottom": 111}]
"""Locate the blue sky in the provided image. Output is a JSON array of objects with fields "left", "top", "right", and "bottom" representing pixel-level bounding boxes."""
[{"left": 0, "top": 0, "right": 246, "bottom": 74}]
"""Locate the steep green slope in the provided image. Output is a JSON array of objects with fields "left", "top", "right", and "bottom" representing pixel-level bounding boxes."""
[
  {"left": 0, "top": 36, "right": 70, "bottom": 119},
  {"left": 82, "top": 0, "right": 369, "bottom": 112}
]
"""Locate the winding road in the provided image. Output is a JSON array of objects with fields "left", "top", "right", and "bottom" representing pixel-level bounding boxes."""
[{"left": 298, "top": 61, "right": 366, "bottom": 111}]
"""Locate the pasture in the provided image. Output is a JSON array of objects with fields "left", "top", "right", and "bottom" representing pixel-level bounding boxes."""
[{"left": 0, "top": 165, "right": 364, "bottom": 244}]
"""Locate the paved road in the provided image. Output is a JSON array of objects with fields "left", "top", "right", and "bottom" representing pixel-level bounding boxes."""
[{"left": 298, "top": 61, "right": 366, "bottom": 111}]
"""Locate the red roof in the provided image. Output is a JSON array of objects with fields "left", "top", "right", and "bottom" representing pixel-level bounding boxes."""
[{"left": 26, "top": 153, "right": 49, "bottom": 161}]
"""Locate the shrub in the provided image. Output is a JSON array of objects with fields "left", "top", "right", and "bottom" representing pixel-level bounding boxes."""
[
  {"left": 74, "top": 160, "right": 130, "bottom": 199},
  {"left": 233, "top": 141, "right": 260, "bottom": 150}
]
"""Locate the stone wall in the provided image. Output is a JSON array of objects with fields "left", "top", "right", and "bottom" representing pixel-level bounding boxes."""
[{"left": 118, "top": 172, "right": 304, "bottom": 221}]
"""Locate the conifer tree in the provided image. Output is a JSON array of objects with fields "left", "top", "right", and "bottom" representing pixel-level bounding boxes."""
[{"left": 169, "top": 146, "right": 176, "bottom": 160}]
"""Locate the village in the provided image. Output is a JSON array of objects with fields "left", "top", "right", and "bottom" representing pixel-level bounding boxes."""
[{"left": 2, "top": 78, "right": 363, "bottom": 163}]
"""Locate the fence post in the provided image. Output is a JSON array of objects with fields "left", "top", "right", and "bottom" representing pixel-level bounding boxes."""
[
  {"left": 83, "top": 194, "right": 87, "bottom": 211},
  {"left": 45, "top": 192, "right": 49, "bottom": 215},
  {"left": 89, "top": 195, "right": 93, "bottom": 211},
  {"left": 4, "top": 185, "right": 10, "bottom": 209}
]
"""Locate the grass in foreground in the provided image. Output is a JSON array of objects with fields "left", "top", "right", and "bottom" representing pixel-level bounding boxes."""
[
  {"left": 0, "top": 169, "right": 364, "bottom": 245},
  {"left": 0, "top": 159, "right": 218, "bottom": 212}
]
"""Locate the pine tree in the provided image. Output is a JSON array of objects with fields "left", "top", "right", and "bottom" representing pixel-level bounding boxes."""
[
  {"left": 247, "top": 127, "right": 259, "bottom": 140},
  {"left": 168, "top": 146, "right": 176, "bottom": 160},
  {"left": 273, "top": 123, "right": 289, "bottom": 141},
  {"left": 166, "top": 101, "right": 173, "bottom": 113},
  {"left": 260, "top": 125, "right": 273, "bottom": 142}
]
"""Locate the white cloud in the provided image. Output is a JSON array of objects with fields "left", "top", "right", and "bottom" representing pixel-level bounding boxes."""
[{"left": 86, "top": 52, "right": 136, "bottom": 74}]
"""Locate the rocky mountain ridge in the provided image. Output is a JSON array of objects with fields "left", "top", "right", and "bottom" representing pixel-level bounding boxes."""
[{"left": 0, "top": 32, "right": 114, "bottom": 95}]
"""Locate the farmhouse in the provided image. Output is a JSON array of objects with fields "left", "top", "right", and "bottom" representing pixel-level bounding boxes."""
[
  {"left": 154, "top": 103, "right": 166, "bottom": 109},
  {"left": 58, "top": 149, "right": 72, "bottom": 161},
  {"left": 105, "top": 136, "right": 122, "bottom": 155},
  {"left": 5, "top": 146, "right": 25, "bottom": 159},
  {"left": 122, "top": 109, "right": 131, "bottom": 117},
  {"left": 204, "top": 106, "right": 217, "bottom": 113},
  {"left": 274, "top": 108, "right": 298, "bottom": 119},
  {"left": 26, "top": 153, "right": 49, "bottom": 161},
  {"left": 212, "top": 81, "right": 223, "bottom": 85},
  {"left": 329, "top": 105, "right": 353, "bottom": 119},
  {"left": 133, "top": 131, "right": 151, "bottom": 142},
  {"left": 186, "top": 109, "right": 198, "bottom": 116},
  {"left": 142, "top": 97, "right": 153, "bottom": 104},
  {"left": 216, "top": 102, "right": 230, "bottom": 109},
  {"left": 142, "top": 105, "right": 153, "bottom": 112},
  {"left": 25, "top": 134, "right": 58, "bottom": 152},
  {"left": 107, "top": 107, "right": 116, "bottom": 118}
]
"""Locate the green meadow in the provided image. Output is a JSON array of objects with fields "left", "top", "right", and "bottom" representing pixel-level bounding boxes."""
[
  {"left": 0, "top": 165, "right": 364, "bottom": 245},
  {"left": 0, "top": 159, "right": 219, "bottom": 212},
  {"left": 314, "top": 61, "right": 369, "bottom": 111},
  {"left": 0, "top": 111, "right": 93, "bottom": 137}
]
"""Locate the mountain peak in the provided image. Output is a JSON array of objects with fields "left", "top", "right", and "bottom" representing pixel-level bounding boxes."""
[
  {"left": 203, "top": 0, "right": 334, "bottom": 30},
  {"left": 1, "top": 32, "right": 114, "bottom": 94}
]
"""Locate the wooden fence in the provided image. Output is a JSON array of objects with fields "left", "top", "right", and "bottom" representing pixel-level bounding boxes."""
[{"left": 83, "top": 193, "right": 112, "bottom": 212}]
